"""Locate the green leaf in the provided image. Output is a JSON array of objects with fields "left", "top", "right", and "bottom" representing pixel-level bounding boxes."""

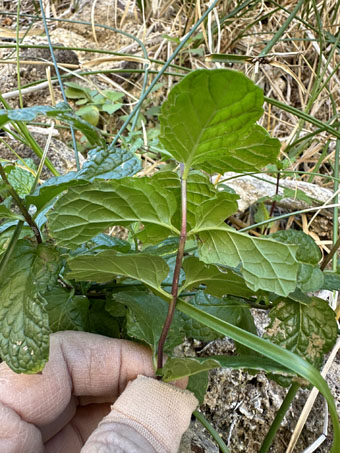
[
  {"left": 143, "top": 237, "right": 180, "bottom": 256},
  {"left": 88, "top": 299, "right": 120, "bottom": 338},
  {"left": 0, "top": 104, "right": 58, "bottom": 122},
  {"left": 54, "top": 110, "right": 105, "bottom": 146},
  {"left": 136, "top": 224, "right": 174, "bottom": 246},
  {"left": 153, "top": 171, "right": 238, "bottom": 230},
  {"left": 113, "top": 291, "right": 185, "bottom": 356},
  {"left": 45, "top": 287, "right": 89, "bottom": 332},
  {"left": 269, "top": 230, "right": 323, "bottom": 292},
  {"left": 0, "top": 241, "right": 62, "bottom": 373},
  {"left": 234, "top": 304, "right": 258, "bottom": 355},
  {"left": 176, "top": 297, "right": 340, "bottom": 452},
  {"left": 265, "top": 297, "right": 337, "bottom": 369},
  {"left": 0, "top": 204, "right": 24, "bottom": 221},
  {"left": 48, "top": 178, "right": 179, "bottom": 248},
  {"left": 7, "top": 163, "right": 35, "bottom": 197},
  {"left": 0, "top": 225, "right": 32, "bottom": 255},
  {"left": 180, "top": 256, "right": 256, "bottom": 299},
  {"left": 0, "top": 181, "right": 10, "bottom": 198},
  {"left": 283, "top": 187, "right": 313, "bottom": 206},
  {"left": 153, "top": 171, "right": 209, "bottom": 229},
  {"left": 269, "top": 230, "right": 321, "bottom": 265},
  {"left": 77, "top": 105, "right": 100, "bottom": 126},
  {"left": 186, "top": 174, "right": 235, "bottom": 228},
  {"left": 103, "top": 90, "right": 125, "bottom": 102},
  {"left": 195, "top": 225, "right": 299, "bottom": 296},
  {"left": 65, "top": 81, "right": 92, "bottom": 99},
  {"left": 67, "top": 251, "right": 170, "bottom": 295},
  {"left": 76, "top": 99, "right": 88, "bottom": 106},
  {"left": 180, "top": 291, "right": 252, "bottom": 342},
  {"left": 0, "top": 102, "right": 104, "bottom": 147},
  {"left": 192, "top": 192, "right": 238, "bottom": 230},
  {"left": 297, "top": 264, "right": 324, "bottom": 292},
  {"left": 27, "top": 147, "right": 142, "bottom": 212},
  {"left": 83, "top": 146, "right": 141, "bottom": 182},
  {"left": 159, "top": 69, "right": 279, "bottom": 173},
  {"left": 162, "top": 255, "right": 186, "bottom": 288},
  {"left": 209, "top": 53, "right": 253, "bottom": 63},
  {"left": 187, "top": 371, "right": 209, "bottom": 404},
  {"left": 322, "top": 271, "right": 340, "bottom": 291},
  {"left": 199, "top": 125, "right": 280, "bottom": 174},
  {"left": 90, "top": 233, "right": 131, "bottom": 253},
  {"left": 161, "top": 355, "right": 294, "bottom": 382},
  {"left": 101, "top": 103, "right": 123, "bottom": 114}
]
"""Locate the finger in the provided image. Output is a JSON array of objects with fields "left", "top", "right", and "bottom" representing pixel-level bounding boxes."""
[
  {"left": 0, "top": 331, "right": 154, "bottom": 429},
  {"left": 44, "top": 404, "right": 111, "bottom": 452},
  {"left": 0, "top": 402, "right": 43, "bottom": 453}
]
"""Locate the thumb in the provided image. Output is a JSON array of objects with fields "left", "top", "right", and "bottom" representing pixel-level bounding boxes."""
[{"left": 81, "top": 375, "right": 198, "bottom": 453}]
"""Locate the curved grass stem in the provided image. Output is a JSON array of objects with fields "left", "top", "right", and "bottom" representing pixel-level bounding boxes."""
[
  {"left": 193, "top": 410, "right": 230, "bottom": 453},
  {"left": 259, "top": 382, "right": 300, "bottom": 453}
]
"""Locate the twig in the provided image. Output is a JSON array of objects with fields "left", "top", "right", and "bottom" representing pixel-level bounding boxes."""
[
  {"left": 269, "top": 171, "right": 281, "bottom": 217},
  {"left": 320, "top": 234, "right": 340, "bottom": 270}
]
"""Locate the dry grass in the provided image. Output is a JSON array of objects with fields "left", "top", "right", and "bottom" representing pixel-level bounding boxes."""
[
  {"left": 1, "top": 0, "right": 339, "bottom": 247},
  {"left": 0, "top": 2, "right": 340, "bottom": 452},
  {"left": 0, "top": 1, "right": 338, "bottom": 221}
]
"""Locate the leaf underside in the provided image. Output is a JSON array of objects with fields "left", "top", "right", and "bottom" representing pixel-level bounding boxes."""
[
  {"left": 159, "top": 69, "right": 280, "bottom": 173},
  {"left": 197, "top": 226, "right": 299, "bottom": 296},
  {"left": 48, "top": 177, "right": 178, "bottom": 248}
]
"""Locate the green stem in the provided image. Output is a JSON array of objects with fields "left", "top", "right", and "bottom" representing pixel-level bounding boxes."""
[
  {"left": 259, "top": 383, "right": 300, "bottom": 453},
  {"left": 0, "top": 43, "right": 190, "bottom": 74},
  {"left": 332, "top": 135, "right": 340, "bottom": 271},
  {"left": 0, "top": 94, "right": 59, "bottom": 176},
  {"left": 264, "top": 96, "right": 340, "bottom": 139},
  {"left": 259, "top": 0, "right": 305, "bottom": 57},
  {"left": 239, "top": 203, "right": 340, "bottom": 233},
  {"left": 16, "top": 0, "right": 23, "bottom": 109},
  {"left": 193, "top": 410, "right": 230, "bottom": 453},
  {"left": 38, "top": 0, "right": 80, "bottom": 170},
  {"left": 157, "top": 164, "right": 187, "bottom": 373},
  {"left": 0, "top": 163, "right": 42, "bottom": 243}
]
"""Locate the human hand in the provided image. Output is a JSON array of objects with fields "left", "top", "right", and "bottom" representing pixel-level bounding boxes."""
[{"left": 0, "top": 331, "right": 197, "bottom": 453}]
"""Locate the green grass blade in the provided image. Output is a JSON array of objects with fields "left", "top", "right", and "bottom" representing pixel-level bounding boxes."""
[
  {"left": 176, "top": 298, "right": 340, "bottom": 452},
  {"left": 259, "top": 0, "right": 305, "bottom": 57},
  {"left": 264, "top": 96, "right": 340, "bottom": 139}
]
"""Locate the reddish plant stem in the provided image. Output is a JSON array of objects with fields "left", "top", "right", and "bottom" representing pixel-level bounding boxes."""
[
  {"left": 269, "top": 171, "right": 280, "bottom": 218},
  {"left": 157, "top": 164, "right": 187, "bottom": 374},
  {"left": 320, "top": 234, "right": 340, "bottom": 270},
  {"left": 264, "top": 171, "right": 280, "bottom": 236}
]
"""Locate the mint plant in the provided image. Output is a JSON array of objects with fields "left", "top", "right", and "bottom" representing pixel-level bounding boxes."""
[
  {"left": 0, "top": 69, "right": 339, "bottom": 451},
  {"left": 65, "top": 81, "right": 124, "bottom": 127}
]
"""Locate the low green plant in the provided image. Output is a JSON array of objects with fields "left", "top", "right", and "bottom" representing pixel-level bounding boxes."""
[
  {"left": 65, "top": 81, "right": 124, "bottom": 126},
  {"left": 0, "top": 69, "right": 339, "bottom": 451}
]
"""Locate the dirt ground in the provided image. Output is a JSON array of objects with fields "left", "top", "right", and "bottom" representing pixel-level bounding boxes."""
[{"left": 0, "top": 1, "right": 339, "bottom": 452}]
